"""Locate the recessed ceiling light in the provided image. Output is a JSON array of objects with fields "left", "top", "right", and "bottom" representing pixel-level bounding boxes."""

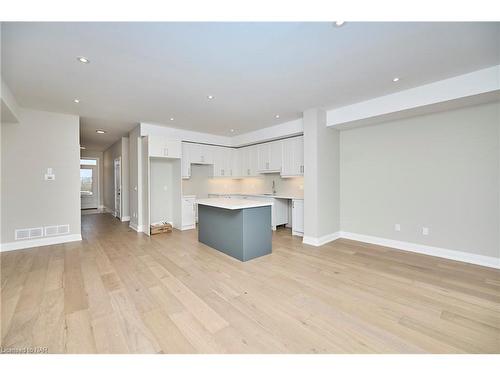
[
  {"left": 80, "top": 146, "right": 86, "bottom": 150},
  {"left": 96, "top": 130, "right": 106, "bottom": 134},
  {"left": 77, "top": 56, "right": 90, "bottom": 64},
  {"left": 393, "top": 77, "right": 400, "bottom": 82},
  {"left": 230, "top": 129, "right": 235, "bottom": 133},
  {"left": 275, "top": 114, "right": 280, "bottom": 119},
  {"left": 334, "top": 21, "right": 345, "bottom": 27},
  {"left": 207, "top": 95, "right": 215, "bottom": 100},
  {"left": 73, "top": 99, "right": 80, "bottom": 103},
  {"left": 170, "top": 118, "right": 174, "bottom": 121}
]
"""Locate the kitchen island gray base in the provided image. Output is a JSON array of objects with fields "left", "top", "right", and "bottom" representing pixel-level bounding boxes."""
[{"left": 198, "top": 204, "right": 272, "bottom": 261}]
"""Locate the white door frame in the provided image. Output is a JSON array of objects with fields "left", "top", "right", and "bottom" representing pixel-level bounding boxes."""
[
  {"left": 80, "top": 157, "right": 100, "bottom": 210},
  {"left": 114, "top": 157, "right": 122, "bottom": 219}
]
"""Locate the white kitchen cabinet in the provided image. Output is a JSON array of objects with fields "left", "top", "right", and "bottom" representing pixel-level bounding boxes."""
[
  {"left": 281, "top": 136, "right": 304, "bottom": 177},
  {"left": 239, "top": 145, "right": 259, "bottom": 177},
  {"left": 181, "top": 196, "right": 196, "bottom": 230},
  {"left": 230, "top": 149, "right": 241, "bottom": 178},
  {"left": 181, "top": 142, "right": 191, "bottom": 179},
  {"left": 292, "top": 199, "right": 304, "bottom": 236},
  {"left": 258, "top": 140, "right": 282, "bottom": 173},
  {"left": 189, "top": 143, "right": 213, "bottom": 165},
  {"left": 148, "top": 136, "right": 181, "bottom": 158}
]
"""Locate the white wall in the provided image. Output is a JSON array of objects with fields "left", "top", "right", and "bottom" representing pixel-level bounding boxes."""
[
  {"left": 80, "top": 149, "right": 104, "bottom": 209},
  {"left": 303, "top": 109, "right": 340, "bottom": 244},
  {"left": 1, "top": 108, "right": 81, "bottom": 247},
  {"left": 128, "top": 126, "right": 141, "bottom": 230},
  {"left": 340, "top": 102, "right": 500, "bottom": 259}
]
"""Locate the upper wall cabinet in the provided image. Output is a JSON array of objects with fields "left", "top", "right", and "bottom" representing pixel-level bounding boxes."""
[
  {"left": 239, "top": 145, "right": 259, "bottom": 177},
  {"left": 189, "top": 143, "right": 213, "bottom": 164},
  {"left": 258, "top": 140, "right": 282, "bottom": 173},
  {"left": 281, "top": 136, "right": 304, "bottom": 177},
  {"left": 148, "top": 136, "right": 181, "bottom": 158},
  {"left": 181, "top": 142, "right": 191, "bottom": 179}
]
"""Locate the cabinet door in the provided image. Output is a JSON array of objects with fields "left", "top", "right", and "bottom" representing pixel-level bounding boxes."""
[
  {"left": 148, "top": 136, "right": 163, "bottom": 157},
  {"left": 182, "top": 198, "right": 195, "bottom": 227},
  {"left": 212, "top": 147, "right": 224, "bottom": 177},
  {"left": 163, "top": 139, "right": 181, "bottom": 158},
  {"left": 257, "top": 143, "right": 270, "bottom": 171},
  {"left": 248, "top": 145, "right": 259, "bottom": 176},
  {"left": 239, "top": 147, "right": 249, "bottom": 176},
  {"left": 198, "top": 144, "right": 213, "bottom": 164},
  {"left": 281, "top": 138, "right": 295, "bottom": 176},
  {"left": 292, "top": 199, "right": 304, "bottom": 235},
  {"left": 269, "top": 140, "right": 282, "bottom": 172},
  {"left": 181, "top": 143, "right": 191, "bottom": 179},
  {"left": 295, "top": 136, "right": 304, "bottom": 176},
  {"left": 230, "top": 149, "right": 240, "bottom": 178}
]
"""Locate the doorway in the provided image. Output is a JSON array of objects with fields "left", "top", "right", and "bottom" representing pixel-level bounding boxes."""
[
  {"left": 114, "top": 157, "right": 122, "bottom": 219},
  {"left": 80, "top": 158, "right": 99, "bottom": 210}
]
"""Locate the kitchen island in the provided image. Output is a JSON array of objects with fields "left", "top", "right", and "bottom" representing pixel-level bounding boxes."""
[{"left": 196, "top": 198, "right": 273, "bottom": 261}]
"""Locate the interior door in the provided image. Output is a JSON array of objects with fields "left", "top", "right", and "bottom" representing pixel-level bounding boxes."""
[
  {"left": 80, "top": 161, "right": 98, "bottom": 209},
  {"left": 114, "top": 157, "right": 121, "bottom": 218}
]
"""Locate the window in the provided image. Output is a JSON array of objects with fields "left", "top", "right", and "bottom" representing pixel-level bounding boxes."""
[
  {"left": 80, "top": 159, "right": 97, "bottom": 166},
  {"left": 80, "top": 168, "right": 93, "bottom": 195}
]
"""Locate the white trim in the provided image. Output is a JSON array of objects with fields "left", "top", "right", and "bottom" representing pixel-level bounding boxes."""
[
  {"left": 121, "top": 216, "right": 131, "bottom": 222},
  {"left": 180, "top": 224, "right": 196, "bottom": 231},
  {"left": 338, "top": 232, "right": 500, "bottom": 270},
  {"left": 0, "top": 234, "right": 82, "bottom": 252},
  {"left": 303, "top": 232, "right": 341, "bottom": 246},
  {"left": 129, "top": 222, "right": 139, "bottom": 232}
]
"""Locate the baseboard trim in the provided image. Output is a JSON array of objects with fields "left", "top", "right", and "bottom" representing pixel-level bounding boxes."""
[
  {"left": 303, "top": 232, "right": 341, "bottom": 246},
  {"left": 129, "top": 222, "right": 139, "bottom": 232},
  {"left": 0, "top": 234, "right": 82, "bottom": 252},
  {"left": 338, "top": 231, "right": 500, "bottom": 269},
  {"left": 121, "top": 216, "right": 131, "bottom": 222}
]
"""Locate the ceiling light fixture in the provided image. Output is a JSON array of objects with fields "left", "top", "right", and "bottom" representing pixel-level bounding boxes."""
[
  {"left": 207, "top": 95, "right": 215, "bottom": 100},
  {"left": 96, "top": 130, "right": 106, "bottom": 134},
  {"left": 275, "top": 114, "right": 280, "bottom": 119},
  {"left": 393, "top": 77, "right": 400, "bottom": 82},
  {"left": 334, "top": 21, "right": 345, "bottom": 27},
  {"left": 73, "top": 99, "right": 80, "bottom": 103},
  {"left": 77, "top": 56, "right": 90, "bottom": 64},
  {"left": 230, "top": 129, "right": 235, "bottom": 133},
  {"left": 170, "top": 118, "right": 174, "bottom": 121}
]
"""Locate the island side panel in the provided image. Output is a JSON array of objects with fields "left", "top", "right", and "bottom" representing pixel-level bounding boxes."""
[
  {"left": 242, "top": 206, "right": 272, "bottom": 261},
  {"left": 198, "top": 204, "right": 245, "bottom": 260}
]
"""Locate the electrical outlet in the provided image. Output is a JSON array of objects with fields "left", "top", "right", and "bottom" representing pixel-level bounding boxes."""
[
  {"left": 422, "top": 227, "right": 429, "bottom": 235},
  {"left": 394, "top": 224, "right": 401, "bottom": 232}
]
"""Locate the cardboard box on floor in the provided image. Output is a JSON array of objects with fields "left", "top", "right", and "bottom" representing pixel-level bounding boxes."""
[{"left": 150, "top": 223, "right": 172, "bottom": 235}]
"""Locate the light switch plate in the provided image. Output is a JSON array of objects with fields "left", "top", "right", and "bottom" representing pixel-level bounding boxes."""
[
  {"left": 45, "top": 174, "right": 55, "bottom": 181},
  {"left": 422, "top": 227, "right": 429, "bottom": 235},
  {"left": 394, "top": 224, "right": 401, "bottom": 232}
]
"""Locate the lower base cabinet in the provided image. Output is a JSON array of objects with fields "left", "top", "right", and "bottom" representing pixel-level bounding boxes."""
[
  {"left": 181, "top": 196, "right": 196, "bottom": 230},
  {"left": 291, "top": 199, "right": 304, "bottom": 236}
]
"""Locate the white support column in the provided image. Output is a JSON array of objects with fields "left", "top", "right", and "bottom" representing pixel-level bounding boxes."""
[{"left": 303, "top": 108, "right": 341, "bottom": 246}]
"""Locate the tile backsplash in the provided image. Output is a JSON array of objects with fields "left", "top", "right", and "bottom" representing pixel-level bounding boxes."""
[{"left": 182, "top": 164, "right": 304, "bottom": 198}]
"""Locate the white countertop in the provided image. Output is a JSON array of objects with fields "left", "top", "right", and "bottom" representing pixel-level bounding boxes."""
[
  {"left": 209, "top": 193, "right": 303, "bottom": 200},
  {"left": 196, "top": 198, "right": 273, "bottom": 210}
]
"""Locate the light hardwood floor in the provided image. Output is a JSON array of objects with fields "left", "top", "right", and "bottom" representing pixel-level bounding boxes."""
[{"left": 1, "top": 213, "right": 499, "bottom": 353}]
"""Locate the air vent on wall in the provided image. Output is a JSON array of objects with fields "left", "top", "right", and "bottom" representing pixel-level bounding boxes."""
[
  {"left": 29, "top": 227, "right": 43, "bottom": 238},
  {"left": 15, "top": 229, "right": 30, "bottom": 240},
  {"left": 57, "top": 224, "right": 70, "bottom": 235},
  {"left": 44, "top": 226, "right": 58, "bottom": 236}
]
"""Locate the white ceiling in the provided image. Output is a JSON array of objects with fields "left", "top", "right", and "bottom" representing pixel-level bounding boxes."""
[{"left": 2, "top": 22, "right": 499, "bottom": 151}]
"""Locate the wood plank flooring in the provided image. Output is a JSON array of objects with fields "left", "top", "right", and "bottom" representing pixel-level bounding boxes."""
[{"left": 1, "top": 213, "right": 499, "bottom": 353}]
